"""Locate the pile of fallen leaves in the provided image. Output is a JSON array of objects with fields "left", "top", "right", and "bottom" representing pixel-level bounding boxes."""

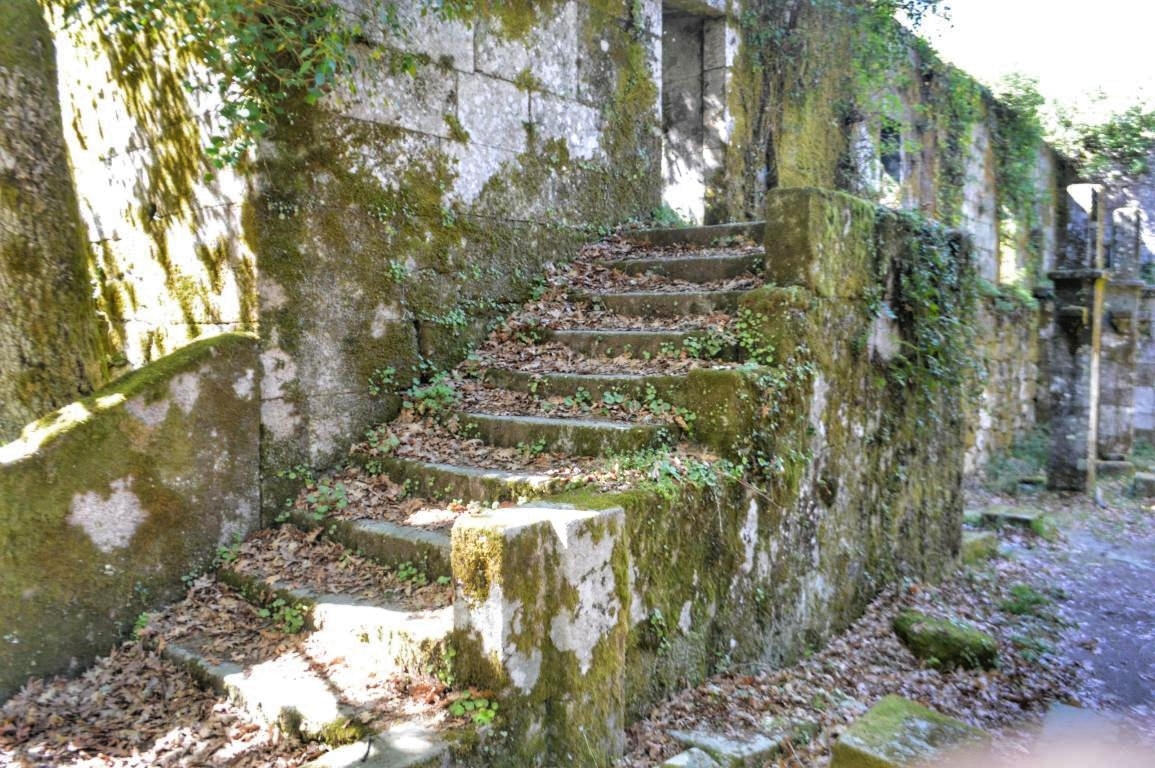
[
  {"left": 0, "top": 643, "right": 322, "bottom": 767},
  {"left": 620, "top": 522, "right": 1082, "bottom": 767}
]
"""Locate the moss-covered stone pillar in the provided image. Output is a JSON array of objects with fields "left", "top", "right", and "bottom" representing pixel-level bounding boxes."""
[
  {"left": 0, "top": 0, "right": 108, "bottom": 441},
  {"left": 451, "top": 504, "right": 629, "bottom": 766}
]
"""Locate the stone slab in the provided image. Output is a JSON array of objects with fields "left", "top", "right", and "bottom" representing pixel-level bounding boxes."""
[
  {"left": 1132, "top": 471, "right": 1155, "bottom": 498},
  {"left": 978, "top": 505, "right": 1045, "bottom": 529},
  {"left": 663, "top": 747, "right": 722, "bottom": 767},
  {"left": 831, "top": 695, "right": 989, "bottom": 768},
  {"left": 669, "top": 729, "right": 782, "bottom": 767}
]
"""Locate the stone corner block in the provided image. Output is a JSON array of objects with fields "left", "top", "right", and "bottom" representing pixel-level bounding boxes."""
[
  {"left": 450, "top": 503, "right": 629, "bottom": 762},
  {"left": 831, "top": 695, "right": 989, "bottom": 768},
  {"left": 662, "top": 747, "right": 722, "bottom": 767},
  {"left": 763, "top": 187, "right": 877, "bottom": 299}
]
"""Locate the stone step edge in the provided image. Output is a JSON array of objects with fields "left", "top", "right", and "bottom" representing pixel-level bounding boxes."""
[
  {"left": 302, "top": 723, "right": 449, "bottom": 768},
  {"left": 352, "top": 453, "right": 574, "bottom": 504},
  {"left": 620, "top": 221, "right": 765, "bottom": 247},
  {"left": 481, "top": 367, "right": 689, "bottom": 402},
  {"left": 289, "top": 512, "right": 452, "bottom": 579}
]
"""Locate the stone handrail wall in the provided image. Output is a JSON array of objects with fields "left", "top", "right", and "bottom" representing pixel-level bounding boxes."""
[{"left": 0, "top": 333, "right": 260, "bottom": 700}]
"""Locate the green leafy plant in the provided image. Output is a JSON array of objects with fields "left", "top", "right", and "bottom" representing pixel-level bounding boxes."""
[
  {"left": 396, "top": 561, "right": 428, "bottom": 586},
  {"left": 448, "top": 691, "right": 499, "bottom": 726},
  {"left": 259, "top": 597, "right": 308, "bottom": 634},
  {"left": 403, "top": 372, "right": 460, "bottom": 418},
  {"left": 1000, "top": 583, "right": 1050, "bottom": 617},
  {"left": 304, "top": 479, "right": 349, "bottom": 520},
  {"left": 368, "top": 367, "right": 397, "bottom": 397}
]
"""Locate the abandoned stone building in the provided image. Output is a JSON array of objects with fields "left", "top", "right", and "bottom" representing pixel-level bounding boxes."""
[{"left": 2, "top": 0, "right": 1153, "bottom": 764}]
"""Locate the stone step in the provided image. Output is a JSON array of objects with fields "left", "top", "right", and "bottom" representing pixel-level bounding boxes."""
[
  {"left": 459, "top": 411, "right": 674, "bottom": 456},
  {"left": 163, "top": 641, "right": 353, "bottom": 740},
  {"left": 621, "top": 221, "right": 765, "bottom": 247},
  {"left": 367, "top": 454, "right": 568, "bottom": 502},
  {"left": 831, "top": 695, "right": 989, "bottom": 768},
  {"left": 576, "top": 290, "right": 746, "bottom": 317},
  {"left": 302, "top": 723, "right": 448, "bottom": 767},
  {"left": 218, "top": 569, "right": 454, "bottom": 675},
  {"left": 483, "top": 368, "right": 688, "bottom": 404},
  {"left": 293, "top": 513, "right": 452, "bottom": 579},
  {"left": 548, "top": 328, "right": 738, "bottom": 360},
  {"left": 608, "top": 251, "right": 762, "bottom": 283}
]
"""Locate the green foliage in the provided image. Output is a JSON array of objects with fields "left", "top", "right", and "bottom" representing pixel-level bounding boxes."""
[
  {"left": 1056, "top": 104, "right": 1155, "bottom": 183},
  {"left": 999, "top": 583, "right": 1050, "bottom": 617},
  {"left": 991, "top": 74, "right": 1047, "bottom": 222},
  {"left": 304, "top": 477, "right": 349, "bottom": 519},
  {"left": 449, "top": 690, "right": 499, "bottom": 726},
  {"left": 259, "top": 597, "right": 308, "bottom": 633},
  {"left": 402, "top": 371, "right": 460, "bottom": 417},
  {"left": 368, "top": 366, "right": 397, "bottom": 398}
]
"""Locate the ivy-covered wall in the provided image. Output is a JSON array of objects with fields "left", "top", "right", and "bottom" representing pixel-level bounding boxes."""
[
  {"left": 722, "top": 0, "right": 1069, "bottom": 469},
  {"left": 253, "top": 0, "right": 666, "bottom": 511}
]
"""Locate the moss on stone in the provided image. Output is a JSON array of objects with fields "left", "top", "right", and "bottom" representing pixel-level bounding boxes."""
[
  {"left": 892, "top": 610, "right": 998, "bottom": 670},
  {"left": 831, "top": 695, "right": 989, "bottom": 768}
]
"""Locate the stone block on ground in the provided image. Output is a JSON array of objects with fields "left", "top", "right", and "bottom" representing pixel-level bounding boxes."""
[
  {"left": 978, "top": 504, "right": 1045, "bottom": 530},
  {"left": 831, "top": 695, "right": 989, "bottom": 768},
  {"left": 961, "top": 531, "right": 999, "bottom": 565},
  {"left": 1132, "top": 471, "right": 1155, "bottom": 498},
  {"left": 668, "top": 729, "right": 782, "bottom": 767},
  {"left": 892, "top": 611, "right": 998, "bottom": 670},
  {"left": 662, "top": 747, "right": 722, "bottom": 767},
  {"left": 1097, "top": 460, "right": 1135, "bottom": 479}
]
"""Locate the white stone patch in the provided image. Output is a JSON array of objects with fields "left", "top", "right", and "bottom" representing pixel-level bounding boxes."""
[
  {"left": 531, "top": 92, "right": 602, "bottom": 160},
  {"left": 678, "top": 601, "right": 693, "bottom": 635},
  {"left": 370, "top": 303, "right": 403, "bottom": 339},
  {"left": 457, "top": 72, "right": 528, "bottom": 153},
  {"left": 330, "top": 53, "right": 454, "bottom": 136},
  {"left": 475, "top": 3, "right": 578, "bottom": 99},
  {"left": 445, "top": 142, "right": 518, "bottom": 204},
  {"left": 807, "top": 373, "right": 829, "bottom": 441},
  {"left": 260, "top": 279, "right": 289, "bottom": 311},
  {"left": 548, "top": 508, "right": 623, "bottom": 675},
  {"left": 260, "top": 348, "right": 298, "bottom": 399},
  {"left": 126, "top": 396, "right": 170, "bottom": 428},
  {"left": 740, "top": 499, "right": 759, "bottom": 574},
  {"left": 261, "top": 399, "right": 301, "bottom": 441},
  {"left": 233, "top": 369, "right": 255, "bottom": 400},
  {"left": 68, "top": 478, "right": 147, "bottom": 554},
  {"left": 170, "top": 372, "right": 200, "bottom": 415}
]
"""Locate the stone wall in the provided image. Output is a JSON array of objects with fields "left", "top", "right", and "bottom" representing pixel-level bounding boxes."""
[
  {"left": 254, "top": 1, "right": 671, "bottom": 510},
  {"left": 0, "top": 334, "right": 260, "bottom": 700},
  {"left": 0, "top": 0, "right": 110, "bottom": 442},
  {"left": 44, "top": 5, "right": 257, "bottom": 370}
]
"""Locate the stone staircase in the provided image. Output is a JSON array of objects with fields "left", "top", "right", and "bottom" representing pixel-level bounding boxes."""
[{"left": 140, "top": 224, "right": 766, "bottom": 766}]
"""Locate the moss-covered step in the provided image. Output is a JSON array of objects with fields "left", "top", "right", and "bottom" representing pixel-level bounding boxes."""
[
  {"left": 622, "top": 222, "right": 765, "bottom": 248},
  {"left": 892, "top": 610, "right": 998, "bottom": 670},
  {"left": 483, "top": 368, "right": 688, "bottom": 404},
  {"left": 302, "top": 722, "right": 447, "bottom": 767},
  {"left": 1133, "top": 471, "right": 1155, "bottom": 498},
  {"left": 366, "top": 455, "right": 568, "bottom": 503},
  {"left": 960, "top": 530, "right": 999, "bottom": 565},
  {"left": 458, "top": 412, "right": 675, "bottom": 456},
  {"left": 291, "top": 513, "right": 452, "bottom": 579},
  {"left": 549, "top": 328, "right": 739, "bottom": 360},
  {"left": 608, "top": 251, "right": 763, "bottom": 282},
  {"left": 576, "top": 290, "right": 748, "bottom": 317},
  {"left": 830, "top": 695, "right": 989, "bottom": 768}
]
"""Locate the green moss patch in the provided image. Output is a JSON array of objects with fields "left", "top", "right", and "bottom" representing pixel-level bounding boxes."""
[{"left": 893, "top": 610, "right": 998, "bottom": 670}]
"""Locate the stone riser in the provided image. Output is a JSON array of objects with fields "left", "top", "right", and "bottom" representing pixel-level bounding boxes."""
[
  {"left": 578, "top": 289, "right": 747, "bottom": 317},
  {"left": 549, "top": 328, "right": 739, "bottom": 361},
  {"left": 608, "top": 252, "right": 762, "bottom": 282},
  {"left": 459, "top": 411, "right": 675, "bottom": 456}
]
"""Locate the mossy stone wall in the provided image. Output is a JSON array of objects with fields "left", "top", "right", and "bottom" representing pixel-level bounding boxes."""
[
  {"left": 0, "top": 334, "right": 260, "bottom": 700},
  {"left": 0, "top": 0, "right": 109, "bottom": 442},
  {"left": 253, "top": 1, "right": 662, "bottom": 511}
]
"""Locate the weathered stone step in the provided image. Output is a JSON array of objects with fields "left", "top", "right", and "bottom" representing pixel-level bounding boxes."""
[
  {"left": 163, "top": 642, "right": 353, "bottom": 740},
  {"left": 483, "top": 368, "right": 688, "bottom": 404},
  {"left": 548, "top": 328, "right": 738, "bottom": 360},
  {"left": 218, "top": 568, "right": 454, "bottom": 674},
  {"left": 608, "top": 251, "right": 762, "bottom": 283},
  {"left": 367, "top": 454, "right": 568, "bottom": 502},
  {"left": 459, "top": 411, "right": 674, "bottom": 456},
  {"left": 294, "top": 514, "right": 452, "bottom": 579},
  {"left": 622, "top": 221, "right": 765, "bottom": 247},
  {"left": 576, "top": 289, "right": 747, "bottom": 317},
  {"left": 303, "top": 723, "right": 448, "bottom": 767}
]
